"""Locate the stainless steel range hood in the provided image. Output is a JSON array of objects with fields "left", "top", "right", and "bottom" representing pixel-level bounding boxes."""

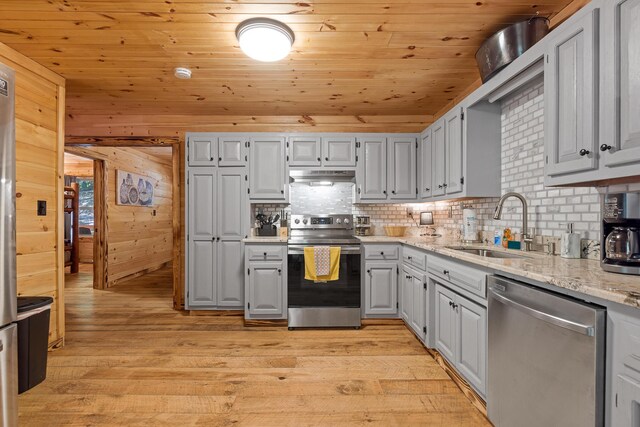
[{"left": 289, "top": 169, "right": 355, "bottom": 184}]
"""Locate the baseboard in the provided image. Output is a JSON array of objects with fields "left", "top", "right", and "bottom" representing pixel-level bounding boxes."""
[
  {"left": 48, "top": 337, "right": 64, "bottom": 351},
  {"left": 243, "top": 318, "right": 288, "bottom": 327},
  {"left": 188, "top": 310, "right": 244, "bottom": 317}
]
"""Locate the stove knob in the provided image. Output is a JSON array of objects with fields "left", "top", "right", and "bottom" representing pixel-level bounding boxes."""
[
  {"left": 343, "top": 218, "right": 350, "bottom": 224},
  {"left": 302, "top": 219, "right": 308, "bottom": 224},
  {"left": 294, "top": 219, "right": 300, "bottom": 224},
  {"left": 336, "top": 218, "right": 342, "bottom": 224}
]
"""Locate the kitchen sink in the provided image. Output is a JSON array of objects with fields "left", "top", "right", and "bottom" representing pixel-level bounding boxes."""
[{"left": 445, "top": 247, "right": 529, "bottom": 259}]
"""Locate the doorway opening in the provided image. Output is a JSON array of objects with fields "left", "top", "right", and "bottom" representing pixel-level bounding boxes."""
[{"left": 63, "top": 143, "right": 178, "bottom": 307}]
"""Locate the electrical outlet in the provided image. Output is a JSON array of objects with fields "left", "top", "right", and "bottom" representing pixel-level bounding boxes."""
[
  {"left": 37, "top": 200, "right": 46, "bottom": 216},
  {"left": 406, "top": 206, "right": 414, "bottom": 217}
]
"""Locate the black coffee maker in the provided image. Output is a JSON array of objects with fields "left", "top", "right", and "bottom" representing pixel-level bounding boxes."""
[{"left": 601, "top": 192, "right": 640, "bottom": 275}]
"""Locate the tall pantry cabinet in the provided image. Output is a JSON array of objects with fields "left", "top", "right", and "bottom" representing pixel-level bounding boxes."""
[{"left": 186, "top": 134, "right": 249, "bottom": 309}]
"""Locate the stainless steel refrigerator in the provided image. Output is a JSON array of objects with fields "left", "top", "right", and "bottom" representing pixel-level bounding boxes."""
[{"left": 0, "top": 61, "right": 19, "bottom": 426}]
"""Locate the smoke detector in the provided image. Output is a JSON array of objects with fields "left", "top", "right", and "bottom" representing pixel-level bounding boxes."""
[{"left": 174, "top": 67, "right": 192, "bottom": 79}]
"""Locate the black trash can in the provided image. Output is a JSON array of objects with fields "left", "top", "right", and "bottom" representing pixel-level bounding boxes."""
[{"left": 17, "top": 296, "right": 53, "bottom": 394}]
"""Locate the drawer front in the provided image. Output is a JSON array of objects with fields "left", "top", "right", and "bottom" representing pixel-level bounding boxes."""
[
  {"left": 364, "top": 244, "right": 400, "bottom": 260},
  {"left": 428, "top": 254, "right": 486, "bottom": 298},
  {"left": 402, "top": 246, "right": 427, "bottom": 271},
  {"left": 246, "top": 245, "right": 286, "bottom": 261}
]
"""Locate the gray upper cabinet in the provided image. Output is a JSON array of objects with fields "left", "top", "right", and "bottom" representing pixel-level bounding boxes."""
[
  {"left": 219, "top": 136, "right": 246, "bottom": 167},
  {"left": 358, "top": 137, "right": 387, "bottom": 200},
  {"left": 420, "top": 130, "right": 433, "bottom": 199},
  {"left": 289, "top": 136, "right": 321, "bottom": 167},
  {"left": 445, "top": 108, "right": 463, "bottom": 195},
  {"left": 544, "top": 8, "right": 599, "bottom": 178},
  {"left": 364, "top": 262, "right": 398, "bottom": 316},
  {"left": 602, "top": 0, "right": 640, "bottom": 169},
  {"left": 432, "top": 121, "right": 446, "bottom": 197},
  {"left": 188, "top": 168, "right": 216, "bottom": 240},
  {"left": 217, "top": 167, "right": 248, "bottom": 240},
  {"left": 388, "top": 136, "right": 417, "bottom": 199},
  {"left": 249, "top": 136, "right": 288, "bottom": 201},
  {"left": 217, "top": 241, "right": 244, "bottom": 307},
  {"left": 322, "top": 136, "right": 356, "bottom": 167},
  {"left": 188, "top": 135, "right": 218, "bottom": 167},
  {"left": 247, "top": 261, "right": 285, "bottom": 316}
]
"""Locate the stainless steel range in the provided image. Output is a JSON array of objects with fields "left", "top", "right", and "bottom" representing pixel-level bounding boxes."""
[{"left": 287, "top": 214, "right": 361, "bottom": 329}]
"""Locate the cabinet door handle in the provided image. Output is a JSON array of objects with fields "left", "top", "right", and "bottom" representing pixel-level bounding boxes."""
[
  {"left": 443, "top": 183, "right": 448, "bottom": 188},
  {"left": 443, "top": 269, "right": 449, "bottom": 275},
  {"left": 579, "top": 149, "right": 590, "bottom": 156},
  {"left": 408, "top": 256, "right": 412, "bottom": 260},
  {"left": 600, "top": 144, "right": 612, "bottom": 152},
  {"left": 438, "top": 184, "right": 443, "bottom": 189},
  {"left": 425, "top": 188, "right": 430, "bottom": 191},
  {"left": 449, "top": 301, "right": 454, "bottom": 307}
]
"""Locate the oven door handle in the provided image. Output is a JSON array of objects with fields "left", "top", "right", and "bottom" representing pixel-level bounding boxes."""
[{"left": 287, "top": 245, "right": 361, "bottom": 255}]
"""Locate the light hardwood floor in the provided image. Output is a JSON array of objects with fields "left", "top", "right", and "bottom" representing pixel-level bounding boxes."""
[{"left": 19, "top": 265, "right": 490, "bottom": 426}]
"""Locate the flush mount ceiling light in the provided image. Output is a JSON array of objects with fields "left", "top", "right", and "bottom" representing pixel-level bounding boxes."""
[
  {"left": 236, "top": 18, "right": 295, "bottom": 62},
  {"left": 174, "top": 67, "right": 192, "bottom": 79}
]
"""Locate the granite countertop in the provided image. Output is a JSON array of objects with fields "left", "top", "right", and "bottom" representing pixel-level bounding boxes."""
[
  {"left": 357, "top": 235, "right": 640, "bottom": 308},
  {"left": 242, "top": 236, "right": 288, "bottom": 243}
]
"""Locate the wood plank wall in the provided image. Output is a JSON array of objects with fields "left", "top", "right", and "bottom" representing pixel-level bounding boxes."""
[
  {"left": 0, "top": 42, "right": 66, "bottom": 347},
  {"left": 69, "top": 146, "right": 173, "bottom": 286}
]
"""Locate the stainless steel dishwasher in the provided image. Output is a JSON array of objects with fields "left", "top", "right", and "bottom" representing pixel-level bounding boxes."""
[{"left": 487, "top": 276, "right": 605, "bottom": 427}]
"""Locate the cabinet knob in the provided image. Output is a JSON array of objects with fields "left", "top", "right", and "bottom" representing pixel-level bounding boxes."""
[
  {"left": 438, "top": 184, "right": 443, "bottom": 189},
  {"left": 210, "top": 157, "right": 214, "bottom": 161},
  {"left": 443, "top": 183, "right": 448, "bottom": 188},
  {"left": 325, "top": 157, "right": 329, "bottom": 161},
  {"left": 391, "top": 190, "right": 396, "bottom": 194},
  {"left": 408, "top": 256, "right": 412, "bottom": 260},
  {"left": 600, "top": 144, "right": 612, "bottom": 152},
  {"left": 264, "top": 252, "right": 267, "bottom": 257},
  {"left": 579, "top": 149, "right": 590, "bottom": 157},
  {"left": 449, "top": 301, "right": 453, "bottom": 307},
  {"left": 425, "top": 188, "right": 430, "bottom": 191},
  {"left": 218, "top": 157, "right": 222, "bottom": 162},
  {"left": 317, "top": 157, "right": 321, "bottom": 161},
  {"left": 367, "top": 269, "right": 371, "bottom": 274},
  {"left": 380, "top": 251, "right": 384, "bottom": 256},
  {"left": 383, "top": 190, "right": 387, "bottom": 195},
  {"left": 443, "top": 269, "right": 449, "bottom": 275},
  {"left": 281, "top": 189, "right": 284, "bottom": 194}
]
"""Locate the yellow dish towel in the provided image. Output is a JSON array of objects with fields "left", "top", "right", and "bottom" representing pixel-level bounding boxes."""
[{"left": 304, "top": 247, "right": 341, "bottom": 282}]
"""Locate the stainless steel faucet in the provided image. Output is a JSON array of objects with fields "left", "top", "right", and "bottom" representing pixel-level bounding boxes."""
[{"left": 493, "top": 192, "right": 532, "bottom": 251}]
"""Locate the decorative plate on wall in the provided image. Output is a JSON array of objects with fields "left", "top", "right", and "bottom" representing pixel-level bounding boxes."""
[{"left": 116, "top": 170, "right": 156, "bottom": 207}]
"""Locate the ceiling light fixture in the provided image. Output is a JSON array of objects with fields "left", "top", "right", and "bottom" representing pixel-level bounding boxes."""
[
  {"left": 236, "top": 18, "right": 295, "bottom": 62},
  {"left": 174, "top": 67, "right": 192, "bottom": 79}
]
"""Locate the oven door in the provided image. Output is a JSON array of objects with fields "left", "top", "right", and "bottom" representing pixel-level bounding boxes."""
[{"left": 287, "top": 245, "right": 361, "bottom": 308}]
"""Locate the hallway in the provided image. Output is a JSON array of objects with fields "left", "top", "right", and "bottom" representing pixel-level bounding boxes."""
[{"left": 18, "top": 267, "right": 488, "bottom": 426}]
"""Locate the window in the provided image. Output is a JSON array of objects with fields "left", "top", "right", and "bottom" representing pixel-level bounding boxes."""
[{"left": 77, "top": 178, "right": 94, "bottom": 227}]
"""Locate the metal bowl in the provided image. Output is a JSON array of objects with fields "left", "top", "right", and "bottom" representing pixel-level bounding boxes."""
[{"left": 475, "top": 17, "right": 549, "bottom": 83}]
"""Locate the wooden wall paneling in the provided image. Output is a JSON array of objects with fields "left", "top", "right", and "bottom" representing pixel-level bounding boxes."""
[
  {"left": 93, "top": 159, "right": 107, "bottom": 290},
  {"left": 1, "top": 41, "right": 65, "bottom": 348}
]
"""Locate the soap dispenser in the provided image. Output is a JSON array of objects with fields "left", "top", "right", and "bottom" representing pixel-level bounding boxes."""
[{"left": 560, "top": 223, "right": 581, "bottom": 259}]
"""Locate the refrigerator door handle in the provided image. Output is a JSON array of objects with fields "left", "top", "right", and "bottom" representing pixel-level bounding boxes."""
[{"left": 490, "top": 288, "right": 595, "bottom": 336}]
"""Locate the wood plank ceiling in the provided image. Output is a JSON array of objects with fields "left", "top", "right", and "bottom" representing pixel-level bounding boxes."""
[{"left": 0, "top": 1, "right": 575, "bottom": 119}]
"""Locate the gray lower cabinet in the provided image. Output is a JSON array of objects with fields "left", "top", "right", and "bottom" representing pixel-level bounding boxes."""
[
  {"left": 544, "top": 8, "right": 599, "bottom": 180},
  {"left": 186, "top": 165, "right": 247, "bottom": 310},
  {"left": 401, "top": 265, "right": 426, "bottom": 341},
  {"left": 364, "top": 262, "right": 398, "bottom": 316},
  {"left": 249, "top": 136, "right": 288, "bottom": 201},
  {"left": 244, "top": 244, "right": 287, "bottom": 319},
  {"left": 435, "top": 282, "right": 487, "bottom": 397},
  {"left": 608, "top": 305, "right": 640, "bottom": 426}
]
